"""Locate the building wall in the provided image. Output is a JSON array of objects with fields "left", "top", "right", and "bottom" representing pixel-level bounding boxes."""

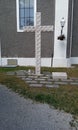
[
  {"left": 0, "top": 0, "right": 55, "bottom": 58},
  {"left": 71, "top": 0, "right": 78, "bottom": 57},
  {"left": 53, "top": 0, "right": 70, "bottom": 67},
  {"left": 37, "top": 0, "right": 55, "bottom": 57},
  {"left": 0, "top": 0, "right": 35, "bottom": 58},
  {"left": 67, "top": 0, "right": 72, "bottom": 58},
  {"left": 66, "top": 0, "right": 78, "bottom": 59},
  {"left": 37, "top": 0, "right": 55, "bottom": 26}
]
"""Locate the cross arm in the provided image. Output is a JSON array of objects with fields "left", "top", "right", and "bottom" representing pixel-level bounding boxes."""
[
  {"left": 23, "top": 26, "right": 35, "bottom": 32},
  {"left": 41, "top": 25, "right": 54, "bottom": 32}
]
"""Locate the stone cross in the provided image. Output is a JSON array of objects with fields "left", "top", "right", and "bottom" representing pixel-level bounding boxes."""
[{"left": 23, "top": 12, "right": 53, "bottom": 75}]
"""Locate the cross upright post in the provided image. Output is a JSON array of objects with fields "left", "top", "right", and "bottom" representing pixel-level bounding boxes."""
[
  {"left": 35, "top": 12, "right": 41, "bottom": 75},
  {"left": 35, "top": 12, "right": 53, "bottom": 75},
  {"left": 0, "top": 38, "right": 1, "bottom": 66}
]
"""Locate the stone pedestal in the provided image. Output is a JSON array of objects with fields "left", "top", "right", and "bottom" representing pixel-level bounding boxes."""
[{"left": 52, "top": 72, "right": 67, "bottom": 80}]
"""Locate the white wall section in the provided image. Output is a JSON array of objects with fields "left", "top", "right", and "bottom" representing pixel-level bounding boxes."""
[
  {"left": 0, "top": 58, "right": 52, "bottom": 67},
  {"left": 1, "top": 57, "right": 78, "bottom": 67},
  {"left": 53, "top": 0, "right": 70, "bottom": 67}
]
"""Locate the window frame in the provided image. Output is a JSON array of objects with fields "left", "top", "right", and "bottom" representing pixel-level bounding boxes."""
[{"left": 16, "top": 0, "right": 36, "bottom": 32}]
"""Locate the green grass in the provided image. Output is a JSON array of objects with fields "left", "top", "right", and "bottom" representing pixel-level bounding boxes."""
[
  {"left": 0, "top": 66, "right": 35, "bottom": 72},
  {"left": 0, "top": 72, "right": 78, "bottom": 116},
  {"left": 41, "top": 66, "right": 78, "bottom": 77},
  {"left": 0, "top": 66, "right": 78, "bottom": 77}
]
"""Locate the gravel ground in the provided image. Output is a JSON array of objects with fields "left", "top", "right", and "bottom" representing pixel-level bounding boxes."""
[{"left": 0, "top": 84, "right": 76, "bottom": 130}]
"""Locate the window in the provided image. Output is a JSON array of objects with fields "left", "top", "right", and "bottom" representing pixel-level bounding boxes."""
[{"left": 16, "top": 0, "right": 36, "bottom": 31}]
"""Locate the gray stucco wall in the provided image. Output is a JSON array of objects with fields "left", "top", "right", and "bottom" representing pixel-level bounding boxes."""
[
  {"left": 0, "top": 0, "right": 55, "bottom": 58},
  {"left": 41, "top": 32, "right": 54, "bottom": 57},
  {"left": 0, "top": 0, "right": 35, "bottom": 57},
  {"left": 37, "top": 0, "right": 55, "bottom": 26},
  {"left": 71, "top": 0, "right": 78, "bottom": 57},
  {"left": 67, "top": 0, "right": 78, "bottom": 58},
  {"left": 67, "top": 0, "right": 72, "bottom": 58},
  {"left": 37, "top": 0, "right": 55, "bottom": 57}
]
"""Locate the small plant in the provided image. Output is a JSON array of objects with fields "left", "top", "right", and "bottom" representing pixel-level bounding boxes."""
[
  {"left": 70, "top": 117, "right": 78, "bottom": 130},
  {"left": 58, "top": 35, "right": 65, "bottom": 40}
]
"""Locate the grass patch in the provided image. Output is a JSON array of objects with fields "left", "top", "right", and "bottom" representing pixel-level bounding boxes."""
[
  {"left": 0, "top": 66, "right": 78, "bottom": 78},
  {"left": 0, "top": 66, "right": 35, "bottom": 73},
  {"left": 41, "top": 66, "right": 78, "bottom": 77},
  {"left": 0, "top": 73, "right": 78, "bottom": 116}
]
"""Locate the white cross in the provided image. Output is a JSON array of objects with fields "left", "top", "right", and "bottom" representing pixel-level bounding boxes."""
[{"left": 23, "top": 12, "right": 53, "bottom": 75}]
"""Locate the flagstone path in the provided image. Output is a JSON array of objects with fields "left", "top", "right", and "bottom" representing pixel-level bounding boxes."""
[{"left": 7, "top": 70, "right": 78, "bottom": 88}]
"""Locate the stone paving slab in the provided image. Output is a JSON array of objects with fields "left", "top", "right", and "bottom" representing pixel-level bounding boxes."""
[
  {"left": 45, "top": 84, "right": 59, "bottom": 88},
  {"left": 35, "top": 78, "right": 46, "bottom": 81},
  {"left": 25, "top": 78, "right": 32, "bottom": 81},
  {"left": 15, "top": 70, "right": 26, "bottom": 76},
  {"left": 28, "top": 76, "right": 35, "bottom": 78},
  {"left": 74, "top": 80, "right": 78, "bottom": 83},
  {"left": 70, "top": 77, "right": 78, "bottom": 80},
  {"left": 21, "top": 77, "right": 26, "bottom": 80},
  {"left": 43, "top": 71, "right": 51, "bottom": 75},
  {"left": 54, "top": 82, "right": 68, "bottom": 85},
  {"left": 17, "top": 75, "right": 26, "bottom": 78},
  {"left": 40, "top": 81, "right": 52, "bottom": 84},
  {"left": 47, "top": 78, "right": 59, "bottom": 82},
  {"left": 70, "top": 79, "right": 78, "bottom": 82},
  {"left": 40, "top": 76, "right": 50, "bottom": 79},
  {"left": 61, "top": 79, "right": 73, "bottom": 82},
  {"left": 26, "top": 81, "right": 37, "bottom": 84},
  {"left": 7, "top": 71, "right": 16, "bottom": 75},
  {"left": 52, "top": 72, "right": 67, "bottom": 80},
  {"left": 70, "top": 82, "right": 78, "bottom": 85},
  {"left": 29, "top": 84, "right": 43, "bottom": 87}
]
